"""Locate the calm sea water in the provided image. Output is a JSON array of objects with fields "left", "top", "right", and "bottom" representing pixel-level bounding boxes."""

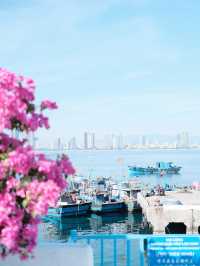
[
  {"left": 67, "top": 149, "right": 200, "bottom": 186},
  {"left": 39, "top": 149, "right": 200, "bottom": 265}
]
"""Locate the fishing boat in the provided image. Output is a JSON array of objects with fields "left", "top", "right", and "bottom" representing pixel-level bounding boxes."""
[
  {"left": 128, "top": 162, "right": 181, "bottom": 176},
  {"left": 47, "top": 192, "right": 92, "bottom": 218},
  {"left": 92, "top": 199, "right": 127, "bottom": 214},
  {"left": 48, "top": 202, "right": 92, "bottom": 218},
  {"left": 119, "top": 180, "right": 143, "bottom": 212},
  {"left": 91, "top": 191, "right": 127, "bottom": 214}
]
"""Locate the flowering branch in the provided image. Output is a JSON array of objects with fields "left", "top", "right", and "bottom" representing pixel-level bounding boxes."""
[{"left": 0, "top": 68, "right": 75, "bottom": 259}]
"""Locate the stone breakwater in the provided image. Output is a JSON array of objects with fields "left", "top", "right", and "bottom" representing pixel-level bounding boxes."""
[{"left": 138, "top": 190, "right": 200, "bottom": 234}]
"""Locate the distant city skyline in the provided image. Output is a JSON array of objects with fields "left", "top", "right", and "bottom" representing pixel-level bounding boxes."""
[
  {"left": 1, "top": 1, "right": 200, "bottom": 145},
  {"left": 35, "top": 131, "right": 200, "bottom": 150}
]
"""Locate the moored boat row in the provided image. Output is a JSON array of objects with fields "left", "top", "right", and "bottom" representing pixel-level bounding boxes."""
[
  {"left": 46, "top": 177, "right": 144, "bottom": 218},
  {"left": 46, "top": 160, "right": 184, "bottom": 219}
]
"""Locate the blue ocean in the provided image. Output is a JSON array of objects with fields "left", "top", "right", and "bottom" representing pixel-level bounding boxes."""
[{"left": 67, "top": 149, "right": 200, "bottom": 186}]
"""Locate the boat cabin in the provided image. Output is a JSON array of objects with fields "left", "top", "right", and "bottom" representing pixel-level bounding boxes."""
[{"left": 156, "top": 162, "right": 174, "bottom": 169}]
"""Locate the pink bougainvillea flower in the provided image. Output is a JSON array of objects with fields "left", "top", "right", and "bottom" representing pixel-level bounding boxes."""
[
  {"left": 0, "top": 68, "right": 75, "bottom": 259},
  {"left": 40, "top": 100, "right": 58, "bottom": 110}
]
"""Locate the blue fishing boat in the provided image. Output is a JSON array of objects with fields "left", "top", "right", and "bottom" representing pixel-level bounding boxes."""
[
  {"left": 92, "top": 200, "right": 127, "bottom": 214},
  {"left": 47, "top": 191, "right": 92, "bottom": 218},
  {"left": 92, "top": 192, "right": 128, "bottom": 214},
  {"left": 128, "top": 162, "right": 181, "bottom": 176},
  {"left": 48, "top": 201, "right": 92, "bottom": 218}
]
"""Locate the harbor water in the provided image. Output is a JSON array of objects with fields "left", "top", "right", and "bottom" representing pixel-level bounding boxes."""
[
  {"left": 66, "top": 149, "right": 200, "bottom": 186},
  {"left": 39, "top": 149, "right": 200, "bottom": 265}
]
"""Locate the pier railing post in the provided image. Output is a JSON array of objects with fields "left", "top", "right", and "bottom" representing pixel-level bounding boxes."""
[
  {"left": 113, "top": 239, "right": 117, "bottom": 266},
  {"left": 126, "top": 240, "right": 131, "bottom": 266},
  {"left": 140, "top": 238, "right": 145, "bottom": 266},
  {"left": 100, "top": 239, "right": 104, "bottom": 266},
  {"left": 70, "top": 230, "right": 78, "bottom": 243}
]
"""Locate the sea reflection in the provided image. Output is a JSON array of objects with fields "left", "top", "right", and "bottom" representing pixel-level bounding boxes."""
[{"left": 39, "top": 212, "right": 151, "bottom": 242}]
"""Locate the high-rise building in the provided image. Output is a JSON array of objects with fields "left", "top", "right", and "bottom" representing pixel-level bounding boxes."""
[
  {"left": 91, "top": 133, "right": 96, "bottom": 149},
  {"left": 112, "top": 134, "right": 123, "bottom": 149},
  {"left": 112, "top": 134, "right": 117, "bottom": 149},
  {"left": 57, "top": 137, "right": 62, "bottom": 150},
  {"left": 104, "top": 134, "right": 113, "bottom": 149},
  {"left": 84, "top": 132, "right": 88, "bottom": 149},
  {"left": 177, "top": 132, "right": 189, "bottom": 148},
  {"left": 141, "top": 136, "right": 147, "bottom": 147},
  {"left": 118, "top": 134, "right": 123, "bottom": 149},
  {"left": 83, "top": 132, "right": 96, "bottom": 149},
  {"left": 68, "top": 137, "right": 77, "bottom": 150}
]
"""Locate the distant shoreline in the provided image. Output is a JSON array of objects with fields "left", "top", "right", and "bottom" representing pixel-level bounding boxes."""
[{"left": 35, "top": 148, "right": 200, "bottom": 152}]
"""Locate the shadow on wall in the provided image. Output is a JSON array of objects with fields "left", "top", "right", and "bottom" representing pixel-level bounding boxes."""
[{"left": 165, "top": 223, "right": 187, "bottom": 234}]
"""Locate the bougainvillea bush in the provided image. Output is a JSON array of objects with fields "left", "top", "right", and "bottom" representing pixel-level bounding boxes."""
[{"left": 0, "top": 68, "right": 75, "bottom": 259}]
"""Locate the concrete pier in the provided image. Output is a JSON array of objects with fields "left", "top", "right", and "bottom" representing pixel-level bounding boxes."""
[{"left": 137, "top": 189, "right": 200, "bottom": 234}]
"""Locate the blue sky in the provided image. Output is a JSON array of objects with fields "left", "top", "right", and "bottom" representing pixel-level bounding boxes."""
[{"left": 1, "top": 0, "right": 200, "bottom": 146}]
